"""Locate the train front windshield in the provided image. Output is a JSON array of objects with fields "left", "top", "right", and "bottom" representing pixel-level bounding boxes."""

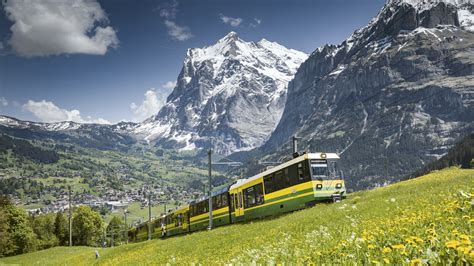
[{"left": 310, "top": 160, "right": 338, "bottom": 180}]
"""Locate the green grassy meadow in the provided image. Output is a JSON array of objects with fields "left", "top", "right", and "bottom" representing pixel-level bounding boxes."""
[
  {"left": 104, "top": 202, "right": 176, "bottom": 225},
  {"left": 1, "top": 167, "right": 472, "bottom": 265}
]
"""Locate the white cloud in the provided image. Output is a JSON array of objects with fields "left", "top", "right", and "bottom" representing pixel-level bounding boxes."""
[
  {"left": 250, "top": 18, "right": 262, "bottom": 27},
  {"left": 158, "top": 1, "right": 193, "bottom": 41},
  {"left": 158, "top": 0, "right": 178, "bottom": 19},
  {"left": 219, "top": 14, "right": 243, "bottom": 27},
  {"left": 130, "top": 89, "right": 168, "bottom": 122},
  {"left": 0, "top": 97, "right": 8, "bottom": 107},
  {"left": 164, "top": 20, "right": 193, "bottom": 41},
  {"left": 162, "top": 81, "right": 177, "bottom": 90},
  {"left": 23, "top": 100, "right": 110, "bottom": 124},
  {"left": 3, "top": 0, "right": 119, "bottom": 57}
]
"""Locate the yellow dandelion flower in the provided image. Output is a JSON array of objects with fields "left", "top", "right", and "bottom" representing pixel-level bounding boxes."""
[
  {"left": 457, "top": 246, "right": 471, "bottom": 254},
  {"left": 446, "top": 240, "right": 460, "bottom": 249},
  {"left": 410, "top": 258, "right": 422, "bottom": 266},
  {"left": 392, "top": 244, "right": 405, "bottom": 250},
  {"left": 368, "top": 244, "right": 376, "bottom": 249},
  {"left": 470, "top": 251, "right": 474, "bottom": 258},
  {"left": 382, "top": 247, "right": 392, "bottom": 253},
  {"left": 383, "top": 258, "right": 390, "bottom": 264}
]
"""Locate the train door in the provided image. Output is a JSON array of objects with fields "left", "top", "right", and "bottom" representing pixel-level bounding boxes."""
[
  {"left": 235, "top": 189, "right": 244, "bottom": 219},
  {"left": 182, "top": 211, "right": 189, "bottom": 232}
]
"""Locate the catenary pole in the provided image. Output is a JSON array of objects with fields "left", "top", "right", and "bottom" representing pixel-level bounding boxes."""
[
  {"left": 208, "top": 148, "right": 213, "bottom": 230},
  {"left": 148, "top": 189, "right": 152, "bottom": 240},
  {"left": 68, "top": 185, "right": 72, "bottom": 247},
  {"left": 124, "top": 209, "right": 128, "bottom": 244}
]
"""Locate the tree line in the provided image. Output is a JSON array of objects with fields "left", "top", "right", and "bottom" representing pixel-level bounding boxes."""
[
  {"left": 0, "top": 135, "right": 59, "bottom": 164},
  {"left": 408, "top": 133, "right": 473, "bottom": 179},
  {"left": 0, "top": 195, "right": 121, "bottom": 257}
]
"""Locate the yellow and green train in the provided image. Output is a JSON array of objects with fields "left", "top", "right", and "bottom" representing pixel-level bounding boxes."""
[{"left": 129, "top": 152, "right": 346, "bottom": 241}]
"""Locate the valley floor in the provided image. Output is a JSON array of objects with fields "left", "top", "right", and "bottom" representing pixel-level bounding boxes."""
[{"left": 1, "top": 167, "right": 472, "bottom": 265}]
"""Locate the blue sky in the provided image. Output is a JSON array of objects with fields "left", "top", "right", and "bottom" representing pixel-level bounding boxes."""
[{"left": 0, "top": 0, "right": 386, "bottom": 124}]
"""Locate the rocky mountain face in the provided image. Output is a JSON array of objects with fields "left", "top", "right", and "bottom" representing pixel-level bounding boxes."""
[
  {"left": 257, "top": 0, "right": 474, "bottom": 190},
  {"left": 132, "top": 32, "right": 307, "bottom": 155}
]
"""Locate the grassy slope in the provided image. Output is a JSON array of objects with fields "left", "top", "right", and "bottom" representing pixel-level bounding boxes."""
[{"left": 1, "top": 167, "right": 472, "bottom": 265}]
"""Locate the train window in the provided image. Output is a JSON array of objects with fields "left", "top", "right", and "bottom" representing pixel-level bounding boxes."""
[
  {"left": 298, "top": 163, "right": 304, "bottom": 180},
  {"left": 312, "top": 163, "right": 328, "bottom": 178},
  {"left": 255, "top": 184, "right": 264, "bottom": 205},
  {"left": 217, "top": 194, "right": 222, "bottom": 208},
  {"left": 264, "top": 174, "right": 276, "bottom": 194},
  {"left": 284, "top": 168, "right": 291, "bottom": 185},
  {"left": 274, "top": 170, "right": 287, "bottom": 190},
  {"left": 288, "top": 164, "right": 299, "bottom": 186},
  {"left": 327, "top": 161, "right": 338, "bottom": 180},
  {"left": 298, "top": 162, "right": 311, "bottom": 182},
  {"left": 237, "top": 192, "right": 242, "bottom": 208},
  {"left": 244, "top": 187, "right": 254, "bottom": 208},
  {"left": 244, "top": 183, "right": 264, "bottom": 208},
  {"left": 230, "top": 194, "right": 235, "bottom": 212},
  {"left": 221, "top": 194, "right": 228, "bottom": 207},
  {"left": 212, "top": 196, "right": 218, "bottom": 209}
]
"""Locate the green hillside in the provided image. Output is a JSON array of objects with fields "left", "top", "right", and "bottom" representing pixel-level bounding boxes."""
[
  {"left": 0, "top": 135, "right": 229, "bottom": 217},
  {"left": 1, "top": 167, "right": 472, "bottom": 265}
]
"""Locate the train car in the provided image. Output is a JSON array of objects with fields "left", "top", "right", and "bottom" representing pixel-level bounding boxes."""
[
  {"left": 189, "top": 186, "right": 231, "bottom": 232},
  {"left": 229, "top": 152, "right": 346, "bottom": 222},
  {"left": 164, "top": 205, "right": 190, "bottom": 236},
  {"left": 129, "top": 152, "right": 346, "bottom": 241},
  {"left": 130, "top": 220, "right": 150, "bottom": 242}
]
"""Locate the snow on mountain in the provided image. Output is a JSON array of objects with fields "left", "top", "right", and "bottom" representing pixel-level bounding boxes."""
[
  {"left": 397, "top": 0, "right": 474, "bottom": 30},
  {"left": 133, "top": 32, "right": 307, "bottom": 154},
  {"left": 398, "top": 0, "right": 472, "bottom": 10},
  {"left": 0, "top": 115, "right": 138, "bottom": 151},
  {"left": 0, "top": 115, "right": 81, "bottom": 131}
]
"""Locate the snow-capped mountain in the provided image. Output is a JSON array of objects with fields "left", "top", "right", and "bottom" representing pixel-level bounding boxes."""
[
  {"left": 133, "top": 32, "right": 307, "bottom": 154},
  {"left": 0, "top": 115, "right": 82, "bottom": 131},
  {"left": 0, "top": 115, "right": 137, "bottom": 151},
  {"left": 257, "top": 0, "right": 474, "bottom": 189}
]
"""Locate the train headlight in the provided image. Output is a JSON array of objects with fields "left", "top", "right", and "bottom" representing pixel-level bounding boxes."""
[
  {"left": 320, "top": 153, "right": 327, "bottom": 159},
  {"left": 335, "top": 183, "right": 342, "bottom": 189},
  {"left": 316, "top": 184, "right": 322, "bottom": 190}
]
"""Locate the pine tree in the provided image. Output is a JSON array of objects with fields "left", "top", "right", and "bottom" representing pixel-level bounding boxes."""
[{"left": 54, "top": 212, "right": 68, "bottom": 245}]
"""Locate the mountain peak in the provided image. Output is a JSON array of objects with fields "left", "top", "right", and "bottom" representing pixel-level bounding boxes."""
[{"left": 220, "top": 31, "right": 240, "bottom": 43}]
